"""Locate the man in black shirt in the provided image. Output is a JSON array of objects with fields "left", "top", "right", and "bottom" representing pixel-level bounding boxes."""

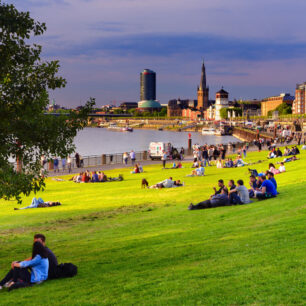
[{"left": 33, "top": 234, "right": 58, "bottom": 279}]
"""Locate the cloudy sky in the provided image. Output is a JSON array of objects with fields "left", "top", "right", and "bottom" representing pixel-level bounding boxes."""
[{"left": 9, "top": 0, "right": 306, "bottom": 107}]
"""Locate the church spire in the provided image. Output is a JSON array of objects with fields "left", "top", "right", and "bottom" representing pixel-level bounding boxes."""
[{"left": 199, "top": 60, "right": 206, "bottom": 90}]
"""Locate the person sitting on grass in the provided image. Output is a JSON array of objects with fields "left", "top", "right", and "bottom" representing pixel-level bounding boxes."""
[
  {"left": 188, "top": 187, "right": 229, "bottom": 210},
  {"left": 91, "top": 171, "right": 99, "bottom": 182},
  {"left": 216, "top": 159, "right": 223, "bottom": 169},
  {"left": 82, "top": 170, "right": 91, "bottom": 183},
  {"left": 212, "top": 179, "right": 228, "bottom": 196},
  {"left": 267, "top": 171, "right": 277, "bottom": 191},
  {"left": 0, "top": 241, "right": 49, "bottom": 291},
  {"left": 254, "top": 175, "right": 277, "bottom": 200},
  {"left": 70, "top": 172, "right": 82, "bottom": 183},
  {"left": 189, "top": 164, "right": 205, "bottom": 176},
  {"left": 229, "top": 180, "right": 252, "bottom": 204},
  {"left": 278, "top": 162, "right": 286, "bottom": 173},
  {"left": 224, "top": 158, "right": 234, "bottom": 168},
  {"left": 228, "top": 180, "right": 238, "bottom": 204},
  {"left": 14, "top": 197, "right": 61, "bottom": 210},
  {"left": 248, "top": 175, "right": 261, "bottom": 198},
  {"left": 172, "top": 162, "right": 182, "bottom": 169},
  {"left": 191, "top": 158, "right": 199, "bottom": 168},
  {"left": 98, "top": 171, "right": 108, "bottom": 182},
  {"left": 234, "top": 155, "right": 247, "bottom": 167},
  {"left": 269, "top": 163, "right": 280, "bottom": 175},
  {"left": 131, "top": 164, "right": 140, "bottom": 174}
]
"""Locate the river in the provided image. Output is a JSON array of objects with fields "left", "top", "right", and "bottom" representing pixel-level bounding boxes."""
[{"left": 73, "top": 128, "right": 239, "bottom": 156}]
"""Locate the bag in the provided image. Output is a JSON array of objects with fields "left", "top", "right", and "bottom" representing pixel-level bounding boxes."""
[{"left": 54, "top": 263, "right": 78, "bottom": 278}]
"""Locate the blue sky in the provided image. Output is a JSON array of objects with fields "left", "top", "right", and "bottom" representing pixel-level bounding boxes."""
[{"left": 9, "top": 0, "right": 306, "bottom": 107}]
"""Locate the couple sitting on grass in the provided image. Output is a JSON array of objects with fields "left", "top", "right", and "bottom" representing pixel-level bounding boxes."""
[
  {"left": 14, "top": 197, "right": 61, "bottom": 210},
  {"left": 150, "top": 177, "right": 183, "bottom": 189},
  {"left": 131, "top": 164, "right": 143, "bottom": 174},
  {"left": 0, "top": 234, "right": 58, "bottom": 291},
  {"left": 248, "top": 173, "right": 278, "bottom": 200},
  {"left": 188, "top": 179, "right": 252, "bottom": 210},
  {"left": 187, "top": 164, "right": 205, "bottom": 177}
]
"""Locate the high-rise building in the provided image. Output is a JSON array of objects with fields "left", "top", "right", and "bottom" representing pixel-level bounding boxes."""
[
  {"left": 197, "top": 61, "right": 209, "bottom": 110},
  {"left": 292, "top": 82, "right": 306, "bottom": 114},
  {"left": 140, "top": 69, "right": 156, "bottom": 101}
]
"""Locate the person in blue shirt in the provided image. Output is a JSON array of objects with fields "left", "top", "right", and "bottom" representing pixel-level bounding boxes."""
[
  {"left": 255, "top": 175, "right": 277, "bottom": 200},
  {"left": 91, "top": 171, "right": 99, "bottom": 182},
  {"left": 267, "top": 172, "right": 277, "bottom": 190},
  {"left": 0, "top": 242, "right": 49, "bottom": 290}
]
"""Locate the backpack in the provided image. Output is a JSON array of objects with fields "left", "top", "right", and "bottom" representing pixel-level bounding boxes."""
[{"left": 54, "top": 263, "right": 78, "bottom": 278}]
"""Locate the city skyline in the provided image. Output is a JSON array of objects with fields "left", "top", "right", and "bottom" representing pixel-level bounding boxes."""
[{"left": 9, "top": 0, "right": 306, "bottom": 107}]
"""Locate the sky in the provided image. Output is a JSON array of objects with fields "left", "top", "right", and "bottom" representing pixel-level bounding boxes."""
[{"left": 8, "top": 0, "right": 306, "bottom": 107}]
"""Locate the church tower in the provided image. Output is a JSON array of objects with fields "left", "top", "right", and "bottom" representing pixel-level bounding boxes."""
[{"left": 197, "top": 61, "right": 209, "bottom": 110}]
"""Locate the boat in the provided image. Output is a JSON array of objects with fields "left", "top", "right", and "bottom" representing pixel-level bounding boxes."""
[
  {"left": 201, "top": 128, "right": 216, "bottom": 135},
  {"left": 121, "top": 127, "right": 133, "bottom": 132},
  {"left": 107, "top": 123, "right": 121, "bottom": 131}
]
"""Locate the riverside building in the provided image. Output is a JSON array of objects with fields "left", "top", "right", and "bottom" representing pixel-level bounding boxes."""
[
  {"left": 261, "top": 93, "right": 294, "bottom": 116},
  {"left": 292, "top": 82, "right": 306, "bottom": 114}
]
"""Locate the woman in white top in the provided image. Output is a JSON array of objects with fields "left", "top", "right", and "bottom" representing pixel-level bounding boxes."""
[{"left": 278, "top": 162, "right": 286, "bottom": 173}]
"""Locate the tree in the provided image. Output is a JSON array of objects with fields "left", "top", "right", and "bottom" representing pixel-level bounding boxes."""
[{"left": 0, "top": 1, "right": 94, "bottom": 203}]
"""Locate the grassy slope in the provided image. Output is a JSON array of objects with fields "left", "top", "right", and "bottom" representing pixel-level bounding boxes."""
[{"left": 0, "top": 148, "right": 305, "bottom": 305}]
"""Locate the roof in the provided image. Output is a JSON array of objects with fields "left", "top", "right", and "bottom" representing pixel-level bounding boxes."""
[
  {"left": 216, "top": 88, "right": 228, "bottom": 95},
  {"left": 138, "top": 100, "right": 162, "bottom": 109}
]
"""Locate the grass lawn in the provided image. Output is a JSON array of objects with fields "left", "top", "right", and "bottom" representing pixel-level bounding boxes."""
[{"left": 0, "top": 147, "right": 305, "bottom": 305}]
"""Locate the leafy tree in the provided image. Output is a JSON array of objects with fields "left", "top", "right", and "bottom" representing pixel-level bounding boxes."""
[{"left": 0, "top": 1, "right": 94, "bottom": 203}]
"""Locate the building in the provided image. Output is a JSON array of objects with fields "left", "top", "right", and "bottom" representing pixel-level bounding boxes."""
[
  {"left": 261, "top": 93, "right": 294, "bottom": 116},
  {"left": 120, "top": 102, "right": 138, "bottom": 111},
  {"left": 197, "top": 61, "right": 209, "bottom": 111},
  {"left": 292, "top": 82, "right": 306, "bottom": 114},
  {"left": 214, "top": 88, "right": 229, "bottom": 121},
  {"left": 140, "top": 69, "right": 156, "bottom": 101},
  {"left": 138, "top": 100, "right": 162, "bottom": 112}
]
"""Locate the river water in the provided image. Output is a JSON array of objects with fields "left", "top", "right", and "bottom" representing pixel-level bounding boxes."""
[{"left": 73, "top": 128, "right": 239, "bottom": 156}]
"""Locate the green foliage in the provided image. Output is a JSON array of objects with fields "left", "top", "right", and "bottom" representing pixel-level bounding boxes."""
[
  {"left": 220, "top": 107, "right": 242, "bottom": 119},
  {"left": 268, "top": 103, "right": 292, "bottom": 117},
  {"left": 0, "top": 148, "right": 305, "bottom": 304},
  {"left": 0, "top": 1, "right": 94, "bottom": 202}
]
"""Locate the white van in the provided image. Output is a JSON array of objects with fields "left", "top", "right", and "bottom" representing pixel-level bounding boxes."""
[{"left": 148, "top": 142, "right": 172, "bottom": 160}]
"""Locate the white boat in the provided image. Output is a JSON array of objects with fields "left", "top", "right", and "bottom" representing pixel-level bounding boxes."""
[
  {"left": 201, "top": 128, "right": 216, "bottom": 135},
  {"left": 107, "top": 123, "right": 121, "bottom": 131},
  {"left": 121, "top": 127, "right": 133, "bottom": 132}
]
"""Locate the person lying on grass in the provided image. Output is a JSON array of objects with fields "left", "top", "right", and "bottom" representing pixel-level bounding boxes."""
[
  {"left": 14, "top": 198, "right": 61, "bottom": 210},
  {"left": 150, "top": 177, "right": 183, "bottom": 189},
  {"left": 254, "top": 175, "right": 277, "bottom": 200},
  {"left": 0, "top": 241, "right": 49, "bottom": 291},
  {"left": 188, "top": 187, "right": 229, "bottom": 210}
]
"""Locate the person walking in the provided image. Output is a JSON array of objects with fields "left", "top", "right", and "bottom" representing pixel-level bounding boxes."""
[
  {"left": 67, "top": 156, "right": 72, "bottom": 173},
  {"left": 130, "top": 150, "right": 136, "bottom": 165},
  {"left": 123, "top": 152, "right": 129, "bottom": 165}
]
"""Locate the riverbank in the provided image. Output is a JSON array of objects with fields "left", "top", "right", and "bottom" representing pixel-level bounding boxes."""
[{"left": 0, "top": 147, "right": 305, "bottom": 304}]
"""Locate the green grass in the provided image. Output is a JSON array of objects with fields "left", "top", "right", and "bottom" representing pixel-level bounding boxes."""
[{"left": 0, "top": 148, "right": 305, "bottom": 305}]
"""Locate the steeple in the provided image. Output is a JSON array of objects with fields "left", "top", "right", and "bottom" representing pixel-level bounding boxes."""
[{"left": 199, "top": 60, "right": 206, "bottom": 90}]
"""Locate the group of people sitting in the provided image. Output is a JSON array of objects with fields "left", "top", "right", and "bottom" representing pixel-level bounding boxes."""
[
  {"left": 267, "top": 147, "right": 283, "bottom": 159},
  {"left": 188, "top": 179, "right": 252, "bottom": 210},
  {"left": 283, "top": 146, "right": 300, "bottom": 156},
  {"left": 70, "top": 171, "right": 123, "bottom": 183},
  {"left": 217, "top": 155, "right": 247, "bottom": 168},
  {"left": 150, "top": 177, "right": 183, "bottom": 189},
  {"left": 0, "top": 234, "right": 75, "bottom": 291}
]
